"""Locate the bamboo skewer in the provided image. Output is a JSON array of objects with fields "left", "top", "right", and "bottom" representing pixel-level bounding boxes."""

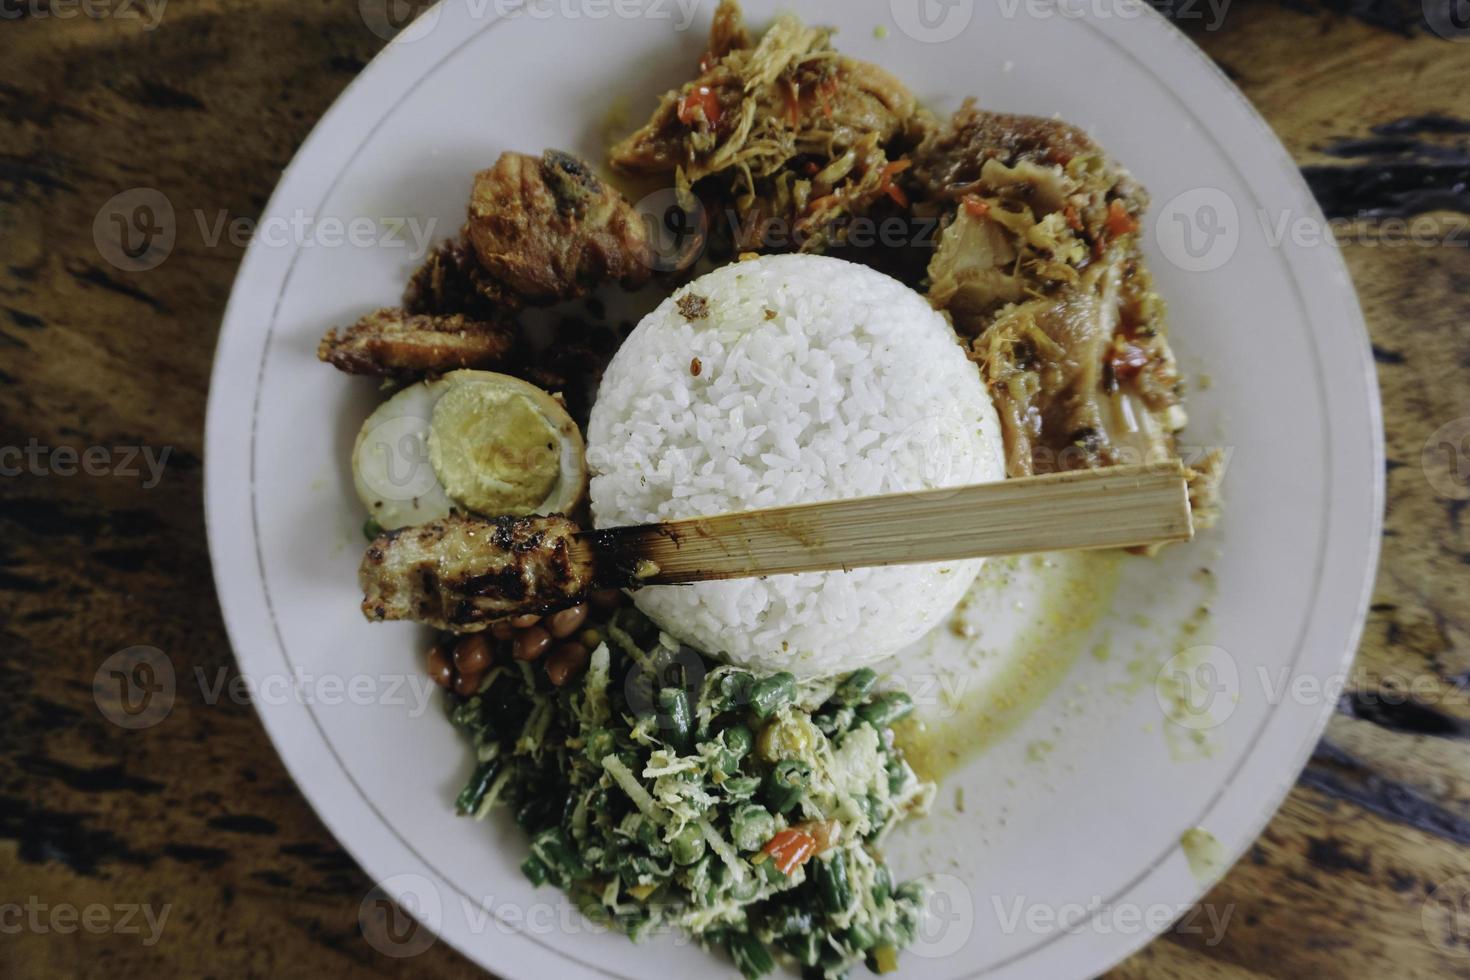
[{"left": 576, "top": 462, "right": 1194, "bottom": 587}]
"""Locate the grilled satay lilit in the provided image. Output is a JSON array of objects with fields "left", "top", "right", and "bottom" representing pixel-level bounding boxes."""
[
  {"left": 360, "top": 514, "right": 592, "bottom": 631},
  {"left": 358, "top": 469, "right": 1191, "bottom": 632}
]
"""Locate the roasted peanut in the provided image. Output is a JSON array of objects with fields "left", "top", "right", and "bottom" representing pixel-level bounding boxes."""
[
  {"left": 545, "top": 603, "right": 589, "bottom": 639},
  {"left": 545, "top": 642, "right": 590, "bottom": 686},
  {"left": 453, "top": 634, "right": 492, "bottom": 674},
  {"left": 513, "top": 626, "right": 553, "bottom": 662},
  {"left": 426, "top": 643, "right": 453, "bottom": 689}
]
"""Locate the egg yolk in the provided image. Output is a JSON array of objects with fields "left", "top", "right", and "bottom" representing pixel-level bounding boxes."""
[{"left": 428, "top": 381, "right": 560, "bottom": 515}]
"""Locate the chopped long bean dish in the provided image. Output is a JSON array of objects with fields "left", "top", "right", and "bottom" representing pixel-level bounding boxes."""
[{"left": 443, "top": 604, "right": 934, "bottom": 978}]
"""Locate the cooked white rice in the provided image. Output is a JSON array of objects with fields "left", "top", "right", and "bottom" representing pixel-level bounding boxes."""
[{"left": 586, "top": 254, "right": 1005, "bottom": 678}]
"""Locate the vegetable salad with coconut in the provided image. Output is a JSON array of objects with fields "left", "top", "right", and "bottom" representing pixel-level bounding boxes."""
[{"left": 448, "top": 605, "right": 934, "bottom": 979}]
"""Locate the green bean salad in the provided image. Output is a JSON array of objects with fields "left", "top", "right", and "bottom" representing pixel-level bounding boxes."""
[{"left": 448, "top": 607, "right": 936, "bottom": 979}]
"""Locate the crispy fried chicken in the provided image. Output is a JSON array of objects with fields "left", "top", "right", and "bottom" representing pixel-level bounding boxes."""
[
  {"left": 319, "top": 149, "right": 652, "bottom": 379},
  {"left": 316, "top": 307, "right": 516, "bottom": 378},
  {"left": 403, "top": 233, "right": 519, "bottom": 321},
  {"left": 466, "top": 149, "right": 655, "bottom": 303}
]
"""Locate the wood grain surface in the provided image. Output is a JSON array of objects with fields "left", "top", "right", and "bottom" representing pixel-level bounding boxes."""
[{"left": 2, "top": 2, "right": 1468, "bottom": 977}]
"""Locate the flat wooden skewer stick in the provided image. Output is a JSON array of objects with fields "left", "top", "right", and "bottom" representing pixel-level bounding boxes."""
[{"left": 576, "top": 462, "right": 1194, "bottom": 587}]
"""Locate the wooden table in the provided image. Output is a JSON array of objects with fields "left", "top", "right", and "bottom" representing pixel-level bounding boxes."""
[{"left": 3, "top": 2, "right": 1468, "bottom": 977}]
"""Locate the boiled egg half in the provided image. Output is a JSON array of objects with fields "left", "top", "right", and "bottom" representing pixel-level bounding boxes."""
[{"left": 352, "top": 370, "right": 586, "bottom": 529}]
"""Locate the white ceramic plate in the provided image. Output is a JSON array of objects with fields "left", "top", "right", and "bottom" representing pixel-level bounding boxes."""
[{"left": 205, "top": 2, "right": 1382, "bottom": 977}]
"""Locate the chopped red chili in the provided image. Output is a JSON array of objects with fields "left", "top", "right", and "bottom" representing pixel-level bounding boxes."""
[
  {"left": 804, "top": 192, "right": 842, "bottom": 217},
  {"left": 878, "top": 159, "right": 912, "bottom": 208},
  {"left": 782, "top": 78, "right": 801, "bottom": 126},
  {"left": 817, "top": 76, "right": 838, "bottom": 119},
  {"left": 762, "top": 828, "right": 818, "bottom": 875},
  {"left": 963, "top": 195, "right": 991, "bottom": 220},
  {"left": 1105, "top": 199, "right": 1139, "bottom": 237},
  {"left": 677, "top": 86, "right": 722, "bottom": 128}
]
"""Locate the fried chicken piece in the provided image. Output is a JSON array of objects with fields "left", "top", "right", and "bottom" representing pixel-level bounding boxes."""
[
  {"left": 359, "top": 513, "right": 592, "bottom": 631},
  {"left": 316, "top": 307, "right": 515, "bottom": 378},
  {"left": 404, "top": 232, "right": 519, "bottom": 321},
  {"left": 466, "top": 149, "right": 655, "bottom": 303},
  {"left": 321, "top": 149, "right": 649, "bottom": 381}
]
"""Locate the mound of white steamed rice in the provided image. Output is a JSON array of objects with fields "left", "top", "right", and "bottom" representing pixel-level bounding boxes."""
[{"left": 586, "top": 254, "right": 1005, "bottom": 678}]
